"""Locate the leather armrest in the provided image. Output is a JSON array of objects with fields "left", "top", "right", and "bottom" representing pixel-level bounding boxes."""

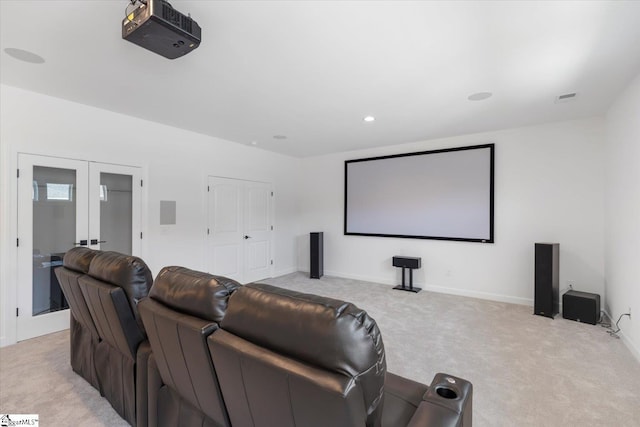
[
  {"left": 407, "top": 373, "right": 473, "bottom": 427},
  {"left": 382, "top": 372, "right": 428, "bottom": 426},
  {"left": 406, "top": 400, "right": 464, "bottom": 427}
]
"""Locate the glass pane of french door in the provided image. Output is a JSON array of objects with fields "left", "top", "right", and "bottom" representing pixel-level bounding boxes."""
[
  {"left": 100, "top": 173, "right": 133, "bottom": 254},
  {"left": 89, "top": 163, "right": 141, "bottom": 256},
  {"left": 17, "top": 154, "right": 88, "bottom": 341},
  {"left": 32, "top": 166, "right": 76, "bottom": 315}
]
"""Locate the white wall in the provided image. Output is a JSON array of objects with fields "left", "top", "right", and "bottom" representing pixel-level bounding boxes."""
[
  {"left": 0, "top": 84, "right": 301, "bottom": 347},
  {"left": 298, "top": 118, "right": 606, "bottom": 305},
  {"left": 604, "top": 72, "right": 640, "bottom": 361},
  {"left": 0, "top": 82, "right": 621, "bottom": 351}
]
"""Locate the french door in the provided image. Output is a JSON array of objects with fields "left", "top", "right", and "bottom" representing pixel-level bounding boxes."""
[
  {"left": 208, "top": 177, "right": 273, "bottom": 284},
  {"left": 16, "top": 154, "right": 141, "bottom": 341}
]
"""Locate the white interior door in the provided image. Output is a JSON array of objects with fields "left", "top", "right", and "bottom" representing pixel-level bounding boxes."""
[
  {"left": 89, "top": 162, "right": 142, "bottom": 256},
  {"left": 243, "top": 181, "right": 273, "bottom": 283},
  {"left": 209, "top": 177, "right": 243, "bottom": 281},
  {"left": 17, "top": 154, "right": 89, "bottom": 341},
  {"left": 208, "top": 177, "right": 272, "bottom": 283}
]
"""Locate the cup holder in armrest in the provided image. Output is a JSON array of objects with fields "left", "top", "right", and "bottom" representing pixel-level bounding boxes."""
[
  {"left": 422, "top": 373, "right": 473, "bottom": 423},
  {"left": 435, "top": 386, "right": 458, "bottom": 399}
]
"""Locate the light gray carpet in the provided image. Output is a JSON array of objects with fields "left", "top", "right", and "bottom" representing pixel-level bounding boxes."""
[
  {"left": 1, "top": 272, "right": 639, "bottom": 426},
  {"left": 0, "top": 328, "right": 129, "bottom": 426}
]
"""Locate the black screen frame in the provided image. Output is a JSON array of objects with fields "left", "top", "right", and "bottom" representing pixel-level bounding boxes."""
[{"left": 344, "top": 143, "right": 495, "bottom": 243}]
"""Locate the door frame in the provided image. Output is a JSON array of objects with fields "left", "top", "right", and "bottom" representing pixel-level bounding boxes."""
[
  {"left": 207, "top": 175, "right": 275, "bottom": 283},
  {"left": 0, "top": 140, "right": 19, "bottom": 347}
]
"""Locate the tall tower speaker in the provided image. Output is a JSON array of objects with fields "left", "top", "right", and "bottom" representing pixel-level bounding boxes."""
[
  {"left": 534, "top": 243, "right": 559, "bottom": 318},
  {"left": 310, "top": 232, "right": 324, "bottom": 279}
]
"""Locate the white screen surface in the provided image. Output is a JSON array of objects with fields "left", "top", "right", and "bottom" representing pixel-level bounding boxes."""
[{"left": 345, "top": 144, "right": 494, "bottom": 242}]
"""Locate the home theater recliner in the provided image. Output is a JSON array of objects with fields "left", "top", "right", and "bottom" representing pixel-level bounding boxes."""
[
  {"left": 207, "top": 282, "right": 473, "bottom": 427},
  {"left": 57, "top": 248, "right": 473, "bottom": 427},
  {"left": 139, "top": 266, "right": 242, "bottom": 427},
  {"left": 56, "top": 248, "right": 154, "bottom": 426}
]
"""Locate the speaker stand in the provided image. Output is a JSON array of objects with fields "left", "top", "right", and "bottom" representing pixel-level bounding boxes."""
[{"left": 393, "top": 267, "right": 422, "bottom": 293}]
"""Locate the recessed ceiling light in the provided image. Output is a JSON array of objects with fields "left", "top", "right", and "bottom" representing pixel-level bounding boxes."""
[
  {"left": 363, "top": 116, "right": 375, "bottom": 122},
  {"left": 468, "top": 92, "right": 492, "bottom": 101},
  {"left": 3, "top": 48, "right": 45, "bottom": 64},
  {"left": 273, "top": 135, "right": 287, "bottom": 140},
  {"left": 250, "top": 141, "right": 258, "bottom": 146}
]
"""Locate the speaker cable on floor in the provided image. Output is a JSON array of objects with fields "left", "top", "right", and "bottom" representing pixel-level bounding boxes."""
[{"left": 602, "top": 312, "right": 631, "bottom": 339}]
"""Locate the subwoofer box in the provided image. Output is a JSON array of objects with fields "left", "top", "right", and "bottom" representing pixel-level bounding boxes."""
[{"left": 562, "top": 290, "right": 600, "bottom": 325}]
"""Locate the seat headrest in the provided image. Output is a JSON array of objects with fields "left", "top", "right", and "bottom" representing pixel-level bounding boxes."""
[
  {"left": 88, "top": 251, "right": 153, "bottom": 307},
  {"left": 222, "top": 283, "right": 386, "bottom": 380},
  {"left": 150, "top": 266, "right": 242, "bottom": 322},
  {"left": 63, "top": 247, "right": 98, "bottom": 273}
]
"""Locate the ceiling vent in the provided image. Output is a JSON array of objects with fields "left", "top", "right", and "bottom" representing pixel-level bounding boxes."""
[{"left": 555, "top": 93, "right": 577, "bottom": 103}]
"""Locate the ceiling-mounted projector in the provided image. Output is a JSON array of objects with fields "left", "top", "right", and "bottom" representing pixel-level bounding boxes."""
[{"left": 122, "top": 0, "right": 201, "bottom": 59}]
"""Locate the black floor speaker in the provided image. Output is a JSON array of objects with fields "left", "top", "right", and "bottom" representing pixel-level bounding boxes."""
[
  {"left": 310, "top": 232, "right": 323, "bottom": 279},
  {"left": 534, "top": 243, "right": 559, "bottom": 318},
  {"left": 563, "top": 290, "right": 600, "bottom": 325}
]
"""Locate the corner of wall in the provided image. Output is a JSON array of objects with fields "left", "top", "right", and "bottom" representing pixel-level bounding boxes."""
[
  {"left": 603, "top": 71, "right": 640, "bottom": 365},
  {"left": 0, "top": 90, "right": 18, "bottom": 347},
  {"left": 621, "top": 329, "right": 640, "bottom": 364}
]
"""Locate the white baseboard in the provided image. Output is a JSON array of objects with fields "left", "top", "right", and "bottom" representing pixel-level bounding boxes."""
[
  {"left": 323, "top": 269, "right": 533, "bottom": 306},
  {"left": 323, "top": 269, "right": 393, "bottom": 287},
  {"left": 596, "top": 310, "right": 639, "bottom": 365},
  {"left": 605, "top": 308, "right": 640, "bottom": 364},
  {"left": 273, "top": 266, "right": 298, "bottom": 278},
  {"left": 620, "top": 330, "right": 640, "bottom": 364},
  {"left": 0, "top": 336, "right": 16, "bottom": 348},
  {"left": 421, "top": 283, "right": 533, "bottom": 306}
]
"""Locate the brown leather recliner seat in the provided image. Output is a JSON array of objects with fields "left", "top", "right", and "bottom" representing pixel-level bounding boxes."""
[
  {"left": 138, "top": 266, "right": 242, "bottom": 427},
  {"left": 54, "top": 247, "right": 100, "bottom": 389},
  {"left": 209, "top": 283, "right": 473, "bottom": 427},
  {"left": 78, "top": 251, "right": 153, "bottom": 426},
  {"left": 210, "top": 283, "right": 386, "bottom": 426}
]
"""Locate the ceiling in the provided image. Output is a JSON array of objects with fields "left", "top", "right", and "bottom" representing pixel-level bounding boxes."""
[{"left": 2, "top": 1, "right": 640, "bottom": 158}]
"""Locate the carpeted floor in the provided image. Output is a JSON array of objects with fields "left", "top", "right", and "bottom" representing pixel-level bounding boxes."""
[{"left": 1, "top": 272, "right": 639, "bottom": 426}]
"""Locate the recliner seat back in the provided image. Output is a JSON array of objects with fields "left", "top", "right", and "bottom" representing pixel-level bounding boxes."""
[
  {"left": 209, "top": 283, "right": 387, "bottom": 427},
  {"left": 79, "top": 251, "right": 152, "bottom": 359},
  {"left": 56, "top": 247, "right": 100, "bottom": 340},
  {"left": 139, "top": 266, "right": 241, "bottom": 427},
  {"left": 78, "top": 250, "right": 153, "bottom": 425},
  {"left": 54, "top": 247, "right": 99, "bottom": 388}
]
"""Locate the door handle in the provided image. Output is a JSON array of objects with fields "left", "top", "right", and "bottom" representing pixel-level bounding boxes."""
[
  {"left": 244, "top": 235, "right": 251, "bottom": 239},
  {"left": 74, "top": 240, "right": 88, "bottom": 246},
  {"left": 90, "top": 239, "right": 107, "bottom": 245}
]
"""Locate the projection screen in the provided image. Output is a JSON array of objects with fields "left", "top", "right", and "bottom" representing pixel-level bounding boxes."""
[{"left": 344, "top": 144, "right": 494, "bottom": 243}]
